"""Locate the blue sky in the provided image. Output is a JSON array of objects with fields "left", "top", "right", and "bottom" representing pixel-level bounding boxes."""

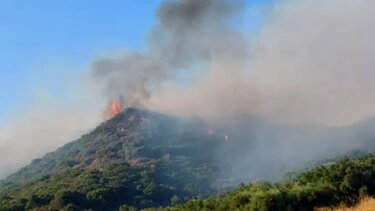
[{"left": 0, "top": 0, "right": 273, "bottom": 125}]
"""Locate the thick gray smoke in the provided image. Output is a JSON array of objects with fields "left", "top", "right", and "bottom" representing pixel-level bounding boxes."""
[
  {"left": 92, "top": 0, "right": 245, "bottom": 106},
  {"left": 93, "top": 0, "right": 375, "bottom": 127},
  {"left": 147, "top": 0, "right": 375, "bottom": 127},
  {"left": 143, "top": 0, "right": 375, "bottom": 181}
]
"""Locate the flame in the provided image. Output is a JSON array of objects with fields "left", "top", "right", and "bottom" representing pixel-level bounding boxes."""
[
  {"left": 106, "top": 101, "right": 123, "bottom": 119},
  {"left": 224, "top": 133, "right": 230, "bottom": 141}
]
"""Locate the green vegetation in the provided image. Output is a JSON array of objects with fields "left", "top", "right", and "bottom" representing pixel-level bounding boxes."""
[
  {"left": 0, "top": 162, "right": 215, "bottom": 210},
  {"left": 2, "top": 153, "right": 374, "bottom": 211},
  {"left": 154, "top": 155, "right": 375, "bottom": 211},
  {"left": 1, "top": 108, "right": 374, "bottom": 210},
  {"left": 0, "top": 108, "right": 223, "bottom": 210}
]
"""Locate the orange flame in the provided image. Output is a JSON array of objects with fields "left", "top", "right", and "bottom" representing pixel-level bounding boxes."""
[{"left": 106, "top": 101, "right": 123, "bottom": 119}]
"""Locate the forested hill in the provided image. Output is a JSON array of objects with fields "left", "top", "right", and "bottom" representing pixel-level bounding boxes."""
[
  {"left": 152, "top": 155, "right": 375, "bottom": 211},
  {"left": 1, "top": 107, "right": 375, "bottom": 211},
  {"left": 1, "top": 108, "right": 222, "bottom": 186},
  {"left": 0, "top": 108, "right": 226, "bottom": 210}
]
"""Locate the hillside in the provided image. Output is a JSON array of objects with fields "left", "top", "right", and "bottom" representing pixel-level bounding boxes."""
[
  {"left": 1, "top": 108, "right": 375, "bottom": 210},
  {"left": 1, "top": 108, "right": 221, "bottom": 185},
  {"left": 0, "top": 108, "right": 225, "bottom": 210},
  {"left": 152, "top": 155, "right": 375, "bottom": 211}
]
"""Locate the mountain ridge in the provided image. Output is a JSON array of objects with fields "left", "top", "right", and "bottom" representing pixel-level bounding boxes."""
[
  {"left": 1, "top": 108, "right": 375, "bottom": 210},
  {"left": 0, "top": 108, "right": 226, "bottom": 210}
]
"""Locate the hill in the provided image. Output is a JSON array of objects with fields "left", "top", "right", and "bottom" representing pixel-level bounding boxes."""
[
  {"left": 1, "top": 108, "right": 375, "bottom": 210},
  {"left": 0, "top": 108, "right": 225, "bottom": 210},
  {"left": 152, "top": 155, "right": 375, "bottom": 211}
]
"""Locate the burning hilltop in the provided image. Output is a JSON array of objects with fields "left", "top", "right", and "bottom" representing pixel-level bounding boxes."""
[
  {"left": 0, "top": 107, "right": 228, "bottom": 210},
  {"left": 106, "top": 100, "right": 124, "bottom": 119}
]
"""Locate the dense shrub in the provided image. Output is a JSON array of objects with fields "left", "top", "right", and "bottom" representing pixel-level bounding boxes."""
[{"left": 158, "top": 155, "right": 375, "bottom": 211}]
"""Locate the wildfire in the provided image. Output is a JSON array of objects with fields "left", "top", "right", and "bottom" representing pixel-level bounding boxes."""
[{"left": 106, "top": 100, "right": 124, "bottom": 119}]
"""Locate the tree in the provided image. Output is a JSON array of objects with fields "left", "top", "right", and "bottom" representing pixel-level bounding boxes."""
[
  {"left": 119, "top": 204, "right": 137, "bottom": 211},
  {"left": 171, "top": 195, "right": 180, "bottom": 206}
]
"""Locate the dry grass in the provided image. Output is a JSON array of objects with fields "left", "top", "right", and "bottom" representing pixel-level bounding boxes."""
[{"left": 316, "top": 197, "right": 375, "bottom": 211}]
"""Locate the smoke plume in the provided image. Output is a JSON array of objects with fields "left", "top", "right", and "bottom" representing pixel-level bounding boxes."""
[
  {"left": 94, "top": 0, "right": 375, "bottom": 126},
  {"left": 92, "top": 0, "right": 245, "bottom": 107},
  {"left": 145, "top": 0, "right": 375, "bottom": 126}
]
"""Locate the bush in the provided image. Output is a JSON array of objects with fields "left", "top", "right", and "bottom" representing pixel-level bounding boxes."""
[{"left": 157, "top": 155, "right": 375, "bottom": 211}]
